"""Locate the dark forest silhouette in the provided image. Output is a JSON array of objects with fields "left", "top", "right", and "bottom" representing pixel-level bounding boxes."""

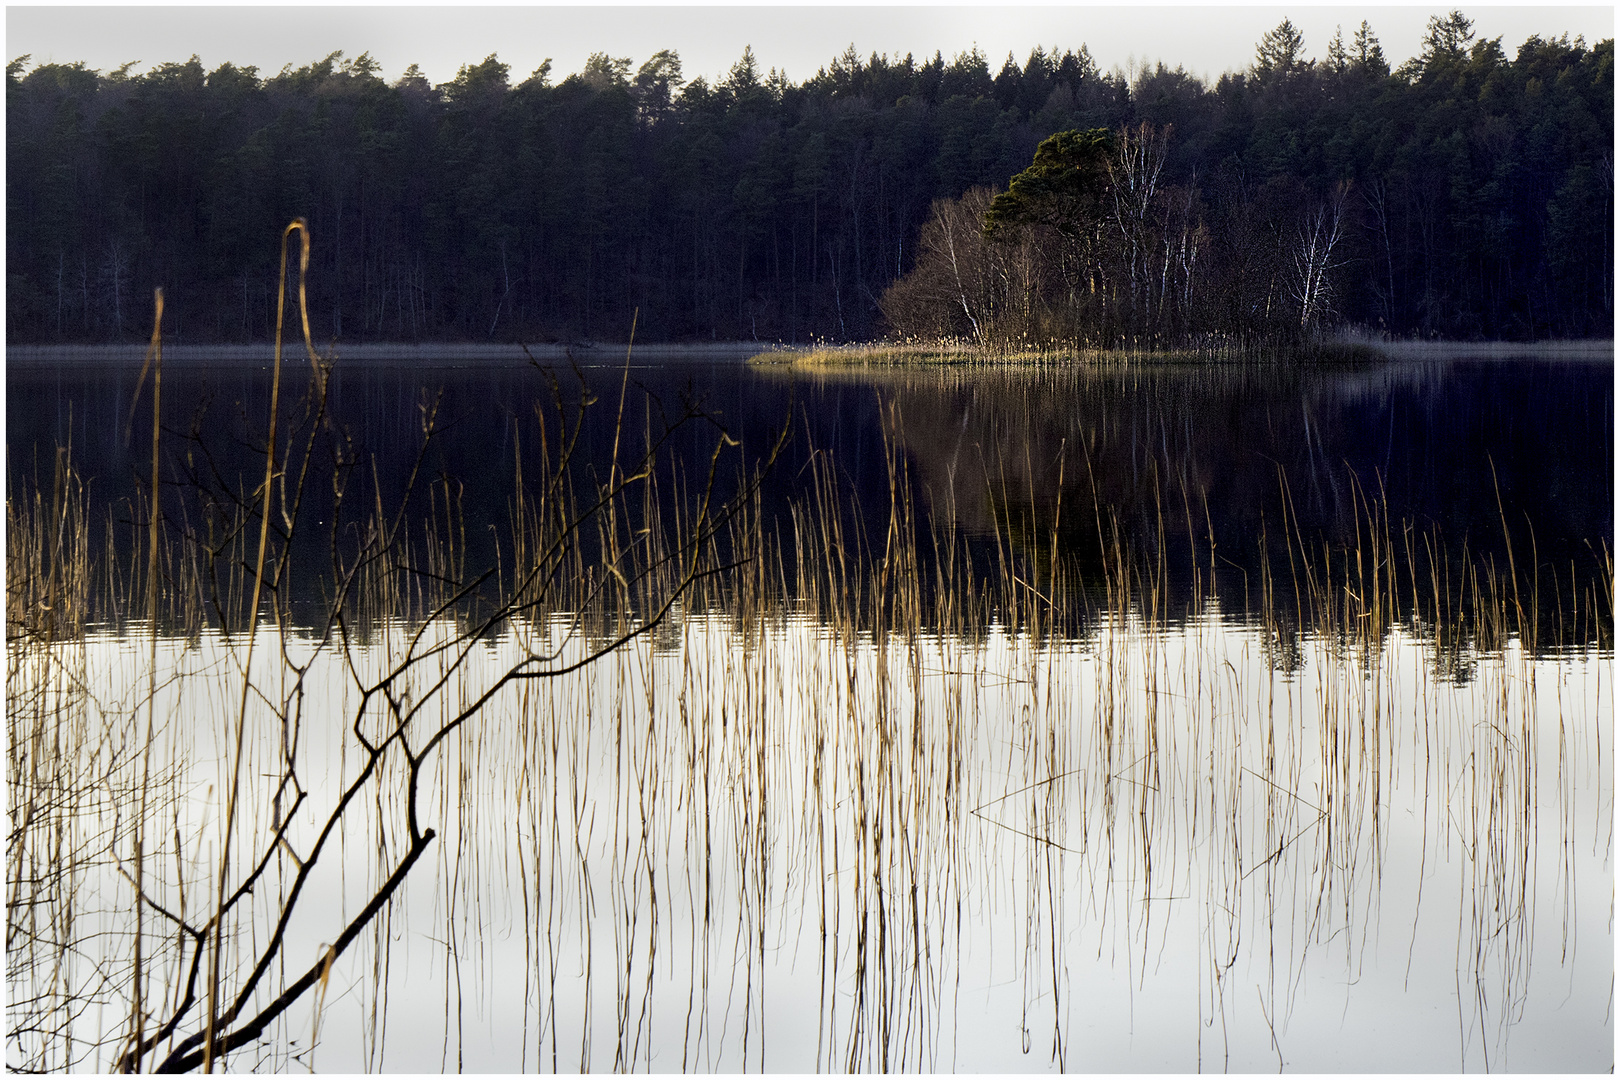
[{"left": 7, "top": 13, "right": 1612, "bottom": 345}]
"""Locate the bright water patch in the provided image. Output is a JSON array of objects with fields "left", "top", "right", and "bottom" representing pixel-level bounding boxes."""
[{"left": 11, "top": 610, "right": 1609, "bottom": 1071}]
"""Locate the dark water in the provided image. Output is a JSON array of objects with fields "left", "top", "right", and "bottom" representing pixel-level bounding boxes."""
[{"left": 8, "top": 352, "right": 1612, "bottom": 634}]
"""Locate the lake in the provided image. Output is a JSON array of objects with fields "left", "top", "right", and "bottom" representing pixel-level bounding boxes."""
[{"left": 6, "top": 349, "right": 1612, "bottom": 1071}]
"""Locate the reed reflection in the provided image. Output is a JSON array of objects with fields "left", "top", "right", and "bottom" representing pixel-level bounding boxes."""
[{"left": 6, "top": 353, "right": 1612, "bottom": 1072}]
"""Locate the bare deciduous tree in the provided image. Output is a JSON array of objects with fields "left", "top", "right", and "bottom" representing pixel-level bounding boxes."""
[
  {"left": 1107, "top": 121, "right": 1171, "bottom": 338},
  {"left": 1289, "top": 181, "right": 1352, "bottom": 334}
]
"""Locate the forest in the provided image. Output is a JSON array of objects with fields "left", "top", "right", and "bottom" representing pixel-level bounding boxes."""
[{"left": 6, "top": 12, "right": 1612, "bottom": 345}]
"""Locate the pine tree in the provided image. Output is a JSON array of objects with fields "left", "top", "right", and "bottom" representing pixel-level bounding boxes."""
[
  {"left": 1422, "top": 11, "right": 1476, "bottom": 64},
  {"left": 1352, "top": 22, "right": 1389, "bottom": 75},
  {"left": 1255, "top": 19, "right": 1309, "bottom": 82},
  {"left": 1325, "top": 27, "right": 1349, "bottom": 75}
]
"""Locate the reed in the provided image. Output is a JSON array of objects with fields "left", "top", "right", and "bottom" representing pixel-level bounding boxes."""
[
  {"left": 5, "top": 235, "right": 1611, "bottom": 1071},
  {"left": 747, "top": 337, "right": 1386, "bottom": 369}
]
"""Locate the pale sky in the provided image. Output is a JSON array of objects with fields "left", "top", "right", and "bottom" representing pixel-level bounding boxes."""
[{"left": 6, "top": 4, "right": 1613, "bottom": 90}]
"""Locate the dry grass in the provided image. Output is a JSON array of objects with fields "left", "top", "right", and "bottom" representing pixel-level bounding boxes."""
[{"left": 747, "top": 338, "right": 1386, "bottom": 368}]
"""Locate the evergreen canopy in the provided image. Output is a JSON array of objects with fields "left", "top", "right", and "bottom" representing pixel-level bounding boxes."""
[
  {"left": 6, "top": 13, "right": 1612, "bottom": 344},
  {"left": 983, "top": 128, "right": 1112, "bottom": 240}
]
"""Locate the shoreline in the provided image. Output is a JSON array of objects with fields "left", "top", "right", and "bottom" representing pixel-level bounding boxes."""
[
  {"left": 5, "top": 338, "right": 1611, "bottom": 370},
  {"left": 4, "top": 340, "right": 766, "bottom": 368},
  {"left": 746, "top": 339, "right": 1615, "bottom": 367},
  {"left": 1348, "top": 338, "right": 1614, "bottom": 360}
]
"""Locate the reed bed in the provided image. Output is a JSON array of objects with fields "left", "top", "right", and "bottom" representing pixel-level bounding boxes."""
[
  {"left": 746, "top": 337, "right": 1385, "bottom": 369},
  {"left": 6, "top": 383, "right": 1611, "bottom": 1070},
  {"left": 5, "top": 225, "right": 1611, "bottom": 1072}
]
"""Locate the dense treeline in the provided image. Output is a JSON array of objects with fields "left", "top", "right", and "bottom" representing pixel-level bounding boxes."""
[{"left": 7, "top": 13, "right": 1611, "bottom": 345}]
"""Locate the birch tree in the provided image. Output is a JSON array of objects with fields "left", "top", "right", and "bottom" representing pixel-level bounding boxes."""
[
  {"left": 1289, "top": 181, "right": 1351, "bottom": 334},
  {"left": 1106, "top": 122, "right": 1170, "bottom": 341}
]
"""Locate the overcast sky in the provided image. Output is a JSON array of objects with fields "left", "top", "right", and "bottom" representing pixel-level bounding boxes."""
[{"left": 7, "top": 4, "right": 1613, "bottom": 90}]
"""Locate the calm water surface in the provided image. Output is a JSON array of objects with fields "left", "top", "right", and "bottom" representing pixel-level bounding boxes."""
[
  {"left": 9, "top": 353, "right": 1611, "bottom": 621},
  {"left": 21, "top": 610, "right": 1613, "bottom": 1071},
  {"left": 6, "top": 351, "right": 1612, "bottom": 1072}
]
